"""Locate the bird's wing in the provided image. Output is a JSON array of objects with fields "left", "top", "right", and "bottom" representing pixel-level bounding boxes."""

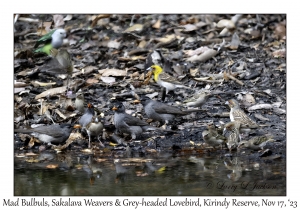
[
  {"left": 232, "top": 109, "right": 257, "bottom": 126},
  {"left": 34, "top": 30, "right": 55, "bottom": 48},
  {"left": 40, "top": 58, "right": 68, "bottom": 75},
  {"left": 151, "top": 101, "right": 185, "bottom": 115},
  {"left": 123, "top": 114, "right": 149, "bottom": 126},
  {"left": 159, "top": 72, "right": 182, "bottom": 85},
  {"left": 31, "top": 125, "right": 66, "bottom": 138}
]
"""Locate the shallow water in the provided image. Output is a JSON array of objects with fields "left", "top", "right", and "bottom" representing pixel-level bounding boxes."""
[{"left": 14, "top": 149, "right": 286, "bottom": 196}]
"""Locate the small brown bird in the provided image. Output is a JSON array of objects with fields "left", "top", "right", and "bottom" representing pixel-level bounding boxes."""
[
  {"left": 202, "top": 130, "right": 226, "bottom": 149},
  {"left": 238, "top": 135, "right": 275, "bottom": 151},
  {"left": 183, "top": 91, "right": 211, "bottom": 108},
  {"left": 226, "top": 99, "right": 258, "bottom": 128},
  {"left": 223, "top": 121, "right": 241, "bottom": 151}
]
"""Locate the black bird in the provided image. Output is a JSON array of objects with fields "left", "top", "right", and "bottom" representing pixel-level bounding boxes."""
[{"left": 14, "top": 123, "right": 74, "bottom": 145}]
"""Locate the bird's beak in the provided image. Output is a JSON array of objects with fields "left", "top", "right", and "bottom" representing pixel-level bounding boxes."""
[
  {"left": 73, "top": 124, "right": 82, "bottom": 129},
  {"left": 146, "top": 67, "right": 153, "bottom": 71},
  {"left": 225, "top": 101, "right": 229, "bottom": 105},
  {"left": 112, "top": 106, "right": 118, "bottom": 111}
]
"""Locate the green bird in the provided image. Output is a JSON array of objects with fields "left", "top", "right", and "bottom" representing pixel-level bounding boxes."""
[{"left": 34, "top": 28, "right": 67, "bottom": 55}]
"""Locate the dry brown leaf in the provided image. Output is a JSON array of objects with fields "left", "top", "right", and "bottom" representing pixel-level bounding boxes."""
[
  {"left": 100, "top": 76, "right": 115, "bottom": 84},
  {"left": 217, "top": 19, "right": 235, "bottom": 29},
  {"left": 53, "top": 15, "right": 65, "bottom": 28},
  {"left": 98, "top": 69, "right": 127, "bottom": 77},
  {"left": 186, "top": 49, "right": 217, "bottom": 62},
  {"left": 229, "top": 32, "right": 240, "bottom": 50},
  {"left": 107, "top": 40, "right": 121, "bottom": 49},
  {"left": 17, "top": 68, "right": 39, "bottom": 77},
  {"left": 46, "top": 164, "right": 59, "bottom": 169},
  {"left": 155, "top": 34, "right": 176, "bottom": 43},
  {"left": 182, "top": 24, "right": 197, "bottom": 32},
  {"left": 63, "top": 15, "right": 72, "bottom": 21},
  {"left": 55, "top": 109, "right": 67, "bottom": 120},
  {"left": 86, "top": 78, "right": 99, "bottom": 84},
  {"left": 91, "top": 14, "right": 111, "bottom": 28},
  {"left": 14, "top": 87, "right": 25, "bottom": 94},
  {"left": 124, "top": 24, "right": 144, "bottom": 33},
  {"left": 35, "top": 86, "right": 67, "bottom": 100},
  {"left": 272, "top": 49, "right": 286, "bottom": 58},
  {"left": 189, "top": 68, "right": 198, "bottom": 77},
  {"left": 14, "top": 81, "right": 28, "bottom": 87},
  {"left": 152, "top": 19, "right": 161, "bottom": 29},
  {"left": 33, "top": 81, "right": 56, "bottom": 87},
  {"left": 184, "top": 46, "right": 210, "bottom": 57},
  {"left": 274, "top": 23, "right": 286, "bottom": 40},
  {"left": 37, "top": 22, "right": 52, "bottom": 35}
]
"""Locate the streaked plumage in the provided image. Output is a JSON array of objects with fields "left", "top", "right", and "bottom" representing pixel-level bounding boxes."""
[
  {"left": 238, "top": 135, "right": 274, "bottom": 150},
  {"left": 223, "top": 121, "right": 241, "bottom": 151},
  {"left": 202, "top": 130, "right": 226, "bottom": 148},
  {"left": 183, "top": 91, "right": 210, "bottom": 107},
  {"left": 226, "top": 99, "right": 258, "bottom": 128}
]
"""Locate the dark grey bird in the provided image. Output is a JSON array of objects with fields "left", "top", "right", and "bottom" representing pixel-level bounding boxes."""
[
  {"left": 14, "top": 123, "right": 74, "bottom": 145},
  {"left": 79, "top": 103, "right": 95, "bottom": 128},
  {"left": 140, "top": 96, "right": 202, "bottom": 124},
  {"left": 112, "top": 102, "right": 162, "bottom": 140}
]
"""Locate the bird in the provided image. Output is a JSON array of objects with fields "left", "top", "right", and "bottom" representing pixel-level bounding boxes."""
[
  {"left": 40, "top": 48, "right": 73, "bottom": 76},
  {"left": 84, "top": 115, "right": 104, "bottom": 148},
  {"left": 183, "top": 91, "right": 211, "bottom": 108},
  {"left": 34, "top": 28, "right": 67, "bottom": 55},
  {"left": 226, "top": 99, "right": 258, "bottom": 128},
  {"left": 140, "top": 96, "right": 202, "bottom": 125},
  {"left": 79, "top": 103, "right": 95, "bottom": 128},
  {"left": 112, "top": 102, "right": 162, "bottom": 140},
  {"left": 147, "top": 65, "right": 190, "bottom": 94},
  {"left": 14, "top": 123, "right": 74, "bottom": 145},
  {"left": 206, "top": 122, "right": 227, "bottom": 146},
  {"left": 75, "top": 89, "right": 85, "bottom": 113},
  {"left": 238, "top": 135, "right": 275, "bottom": 151},
  {"left": 202, "top": 130, "right": 226, "bottom": 149},
  {"left": 223, "top": 121, "right": 241, "bottom": 151}
]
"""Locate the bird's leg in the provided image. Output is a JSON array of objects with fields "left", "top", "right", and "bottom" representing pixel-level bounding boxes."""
[{"left": 97, "top": 135, "right": 105, "bottom": 147}]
